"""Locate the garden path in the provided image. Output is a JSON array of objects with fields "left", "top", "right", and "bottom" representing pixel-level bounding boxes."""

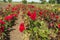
[{"left": 10, "top": 11, "right": 24, "bottom": 40}]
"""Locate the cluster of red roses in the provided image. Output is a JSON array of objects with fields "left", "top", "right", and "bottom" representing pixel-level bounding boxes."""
[
  {"left": 0, "top": 14, "right": 18, "bottom": 33},
  {"left": 0, "top": 20, "right": 5, "bottom": 32},
  {"left": 0, "top": 4, "right": 20, "bottom": 38},
  {"left": 0, "top": 4, "right": 60, "bottom": 39},
  {"left": 19, "top": 5, "right": 60, "bottom": 32}
]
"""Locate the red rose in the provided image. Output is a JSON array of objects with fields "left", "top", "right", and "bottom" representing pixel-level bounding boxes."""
[
  {"left": 27, "top": 11, "right": 31, "bottom": 16},
  {"left": 12, "top": 6, "right": 18, "bottom": 12},
  {"left": 8, "top": 4, "right": 11, "bottom": 7},
  {"left": 58, "top": 24, "right": 60, "bottom": 29},
  {"left": 55, "top": 15, "right": 59, "bottom": 19},
  {"left": 39, "top": 11, "right": 43, "bottom": 16},
  {"left": 31, "top": 5, "right": 34, "bottom": 8},
  {"left": 0, "top": 26, "right": 4, "bottom": 32},
  {"left": 4, "top": 15, "right": 13, "bottom": 21},
  {"left": 0, "top": 20, "right": 5, "bottom": 25},
  {"left": 10, "top": 14, "right": 18, "bottom": 17},
  {"left": 28, "top": 5, "right": 34, "bottom": 8},
  {"left": 30, "top": 11, "right": 36, "bottom": 20},
  {"left": 19, "top": 23, "right": 25, "bottom": 32},
  {"left": 17, "top": 11, "right": 20, "bottom": 14}
]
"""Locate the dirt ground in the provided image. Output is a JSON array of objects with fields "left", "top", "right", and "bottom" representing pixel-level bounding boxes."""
[{"left": 10, "top": 11, "right": 24, "bottom": 40}]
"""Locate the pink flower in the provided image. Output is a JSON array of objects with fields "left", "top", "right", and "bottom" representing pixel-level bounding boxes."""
[
  {"left": 50, "top": 13, "right": 55, "bottom": 19},
  {"left": 50, "top": 23, "right": 54, "bottom": 27},
  {"left": 19, "top": 23, "right": 25, "bottom": 32},
  {"left": 6, "top": 7, "right": 9, "bottom": 11}
]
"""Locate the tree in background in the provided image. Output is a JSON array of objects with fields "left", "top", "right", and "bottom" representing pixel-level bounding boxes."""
[
  {"left": 40, "top": 0, "right": 47, "bottom": 4},
  {"left": 22, "top": 0, "right": 27, "bottom": 4},
  {"left": 31, "top": 1, "right": 35, "bottom": 4},
  {"left": 57, "top": 0, "right": 60, "bottom": 4},
  {"left": 49, "top": 0, "right": 56, "bottom": 4},
  {"left": 3, "top": 0, "right": 6, "bottom": 2},
  {"left": 8, "top": 0, "right": 12, "bottom": 3}
]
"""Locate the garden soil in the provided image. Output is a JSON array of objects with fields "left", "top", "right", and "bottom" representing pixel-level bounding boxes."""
[{"left": 10, "top": 11, "right": 24, "bottom": 40}]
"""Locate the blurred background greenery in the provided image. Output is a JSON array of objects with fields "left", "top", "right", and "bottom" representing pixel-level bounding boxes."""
[{"left": 0, "top": 0, "right": 60, "bottom": 4}]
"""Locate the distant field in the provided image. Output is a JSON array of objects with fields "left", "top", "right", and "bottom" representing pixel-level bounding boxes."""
[
  {"left": 0, "top": 2, "right": 60, "bottom": 6},
  {"left": 0, "top": 2, "right": 20, "bottom": 7},
  {"left": 0, "top": 2, "right": 60, "bottom": 10}
]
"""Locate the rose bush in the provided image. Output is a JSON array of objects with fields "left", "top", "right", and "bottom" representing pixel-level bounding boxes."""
[
  {"left": 0, "top": 4, "right": 60, "bottom": 40},
  {"left": 0, "top": 4, "right": 20, "bottom": 40},
  {"left": 19, "top": 4, "right": 60, "bottom": 40}
]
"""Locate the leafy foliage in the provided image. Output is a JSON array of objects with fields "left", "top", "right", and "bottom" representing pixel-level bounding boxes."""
[
  {"left": 22, "top": 0, "right": 27, "bottom": 4},
  {"left": 8, "top": 0, "right": 12, "bottom": 3}
]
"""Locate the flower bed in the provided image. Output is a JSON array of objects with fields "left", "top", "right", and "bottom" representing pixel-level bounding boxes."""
[
  {"left": 0, "top": 4, "right": 20, "bottom": 40},
  {"left": 0, "top": 4, "right": 60, "bottom": 40},
  {"left": 19, "top": 4, "right": 60, "bottom": 40}
]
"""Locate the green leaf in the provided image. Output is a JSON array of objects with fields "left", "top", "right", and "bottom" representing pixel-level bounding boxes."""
[
  {"left": 39, "top": 29, "right": 48, "bottom": 38},
  {"left": 33, "top": 27, "right": 38, "bottom": 32}
]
